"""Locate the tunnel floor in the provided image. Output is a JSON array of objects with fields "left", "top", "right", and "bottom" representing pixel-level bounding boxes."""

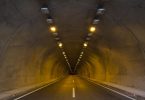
[{"left": 12, "top": 76, "right": 131, "bottom": 100}]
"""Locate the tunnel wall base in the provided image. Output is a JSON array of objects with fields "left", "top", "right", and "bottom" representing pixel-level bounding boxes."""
[
  {"left": 0, "top": 77, "right": 64, "bottom": 100},
  {"left": 80, "top": 76, "right": 145, "bottom": 100}
]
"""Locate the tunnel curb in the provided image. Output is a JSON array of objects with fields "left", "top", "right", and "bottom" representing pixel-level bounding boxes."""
[
  {"left": 0, "top": 77, "right": 65, "bottom": 100},
  {"left": 79, "top": 76, "right": 145, "bottom": 100}
]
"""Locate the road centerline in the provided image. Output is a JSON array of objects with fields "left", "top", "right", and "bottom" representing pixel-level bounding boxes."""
[
  {"left": 73, "top": 80, "right": 75, "bottom": 83},
  {"left": 72, "top": 87, "right": 75, "bottom": 98}
]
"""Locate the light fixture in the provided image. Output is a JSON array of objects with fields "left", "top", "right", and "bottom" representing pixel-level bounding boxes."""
[
  {"left": 89, "top": 26, "right": 96, "bottom": 33},
  {"left": 50, "top": 26, "right": 57, "bottom": 33},
  {"left": 46, "top": 16, "right": 53, "bottom": 24},
  {"left": 53, "top": 32, "right": 58, "bottom": 36},
  {"left": 81, "top": 51, "right": 84, "bottom": 55},
  {"left": 64, "top": 55, "right": 67, "bottom": 58},
  {"left": 93, "top": 16, "right": 100, "bottom": 24},
  {"left": 62, "top": 52, "right": 65, "bottom": 55},
  {"left": 41, "top": 4, "right": 49, "bottom": 14},
  {"left": 86, "top": 36, "right": 91, "bottom": 41},
  {"left": 58, "top": 42, "right": 63, "bottom": 48},
  {"left": 55, "top": 37, "right": 60, "bottom": 41},
  {"left": 78, "top": 59, "right": 80, "bottom": 62},
  {"left": 83, "top": 42, "right": 88, "bottom": 47},
  {"left": 97, "top": 4, "right": 105, "bottom": 14}
]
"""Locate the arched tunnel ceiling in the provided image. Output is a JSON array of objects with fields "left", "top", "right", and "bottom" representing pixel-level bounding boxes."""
[
  {"left": 46, "top": 0, "right": 100, "bottom": 66},
  {"left": 0, "top": 0, "right": 145, "bottom": 95},
  {"left": 40, "top": 0, "right": 145, "bottom": 71},
  {"left": 1, "top": 0, "right": 145, "bottom": 70}
]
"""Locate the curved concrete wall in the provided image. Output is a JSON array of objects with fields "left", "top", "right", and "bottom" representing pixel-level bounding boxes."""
[
  {"left": 78, "top": 0, "right": 145, "bottom": 91},
  {"left": 1, "top": 0, "right": 145, "bottom": 95},
  {"left": 0, "top": 0, "right": 68, "bottom": 93}
]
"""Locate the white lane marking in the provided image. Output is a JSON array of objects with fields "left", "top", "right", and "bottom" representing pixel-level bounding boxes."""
[
  {"left": 14, "top": 81, "right": 58, "bottom": 100},
  {"left": 91, "top": 82, "right": 136, "bottom": 100},
  {"left": 72, "top": 87, "right": 75, "bottom": 98},
  {"left": 73, "top": 80, "right": 74, "bottom": 83}
]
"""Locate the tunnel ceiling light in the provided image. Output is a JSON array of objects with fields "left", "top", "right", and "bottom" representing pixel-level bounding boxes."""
[
  {"left": 64, "top": 55, "right": 67, "bottom": 58},
  {"left": 97, "top": 4, "right": 105, "bottom": 14},
  {"left": 81, "top": 51, "right": 84, "bottom": 55},
  {"left": 41, "top": 5, "right": 49, "bottom": 14},
  {"left": 89, "top": 26, "right": 96, "bottom": 33},
  {"left": 88, "top": 33, "right": 93, "bottom": 37},
  {"left": 93, "top": 16, "right": 100, "bottom": 24},
  {"left": 50, "top": 26, "right": 57, "bottom": 33},
  {"left": 58, "top": 42, "right": 63, "bottom": 48},
  {"left": 83, "top": 42, "right": 88, "bottom": 47},
  {"left": 46, "top": 16, "right": 53, "bottom": 24},
  {"left": 55, "top": 37, "right": 60, "bottom": 41},
  {"left": 53, "top": 32, "right": 58, "bottom": 36},
  {"left": 62, "top": 52, "right": 65, "bottom": 55},
  {"left": 86, "top": 36, "right": 91, "bottom": 41}
]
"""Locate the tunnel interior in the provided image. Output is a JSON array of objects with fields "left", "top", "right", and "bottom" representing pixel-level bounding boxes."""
[{"left": 0, "top": 0, "right": 145, "bottom": 95}]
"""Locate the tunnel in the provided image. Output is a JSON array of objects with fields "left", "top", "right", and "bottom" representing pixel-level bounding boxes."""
[{"left": 0, "top": 0, "right": 145, "bottom": 100}]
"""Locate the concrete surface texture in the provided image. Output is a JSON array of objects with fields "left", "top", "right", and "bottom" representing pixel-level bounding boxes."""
[
  {"left": 0, "top": 0, "right": 145, "bottom": 97},
  {"left": 0, "top": 0, "right": 68, "bottom": 93}
]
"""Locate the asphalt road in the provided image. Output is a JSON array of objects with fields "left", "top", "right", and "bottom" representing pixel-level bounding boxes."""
[{"left": 13, "top": 76, "right": 132, "bottom": 100}]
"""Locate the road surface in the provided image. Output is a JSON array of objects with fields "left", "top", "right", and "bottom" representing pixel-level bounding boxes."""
[{"left": 13, "top": 76, "right": 132, "bottom": 100}]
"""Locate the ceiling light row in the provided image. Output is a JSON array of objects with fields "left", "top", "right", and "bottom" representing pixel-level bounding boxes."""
[
  {"left": 74, "top": 4, "right": 105, "bottom": 72},
  {"left": 84, "top": 4, "right": 105, "bottom": 47},
  {"left": 74, "top": 51, "right": 84, "bottom": 71},
  {"left": 41, "top": 4, "right": 72, "bottom": 72}
]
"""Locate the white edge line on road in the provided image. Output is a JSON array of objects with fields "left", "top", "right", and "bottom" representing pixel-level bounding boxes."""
[
  {"left": 72, "top": 87, "right": 75, "bottom": 98},
  {"left": 90, "top": 81, "right": 136, "bottom": 100},
  {"left": 14, "top": 80, "right": 58, "bottom": 100}
]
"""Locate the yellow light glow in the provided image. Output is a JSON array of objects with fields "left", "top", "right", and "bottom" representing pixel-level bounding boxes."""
[
  {"left": 89, "top": 26, "right": 96, "bottom": 33},
  {"left": 58, "top": 42, "right": 63, "bottom": 48},
  {"left": 50, "top": 26, "right": 57, "bottom": 32},
  {"left": 83, "top": 42, "right": 88, "bottom": 47}
]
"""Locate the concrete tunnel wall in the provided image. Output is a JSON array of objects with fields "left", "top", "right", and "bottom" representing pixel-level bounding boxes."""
[
  {"left": 78, "top": 0, "right": 145, "bottom": 91},
  {"left": 0, "top": 0, "right": 145, "bottom": 96},
  {"left": 0, "top": 0, "right": 68, "bottom": 93}
]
